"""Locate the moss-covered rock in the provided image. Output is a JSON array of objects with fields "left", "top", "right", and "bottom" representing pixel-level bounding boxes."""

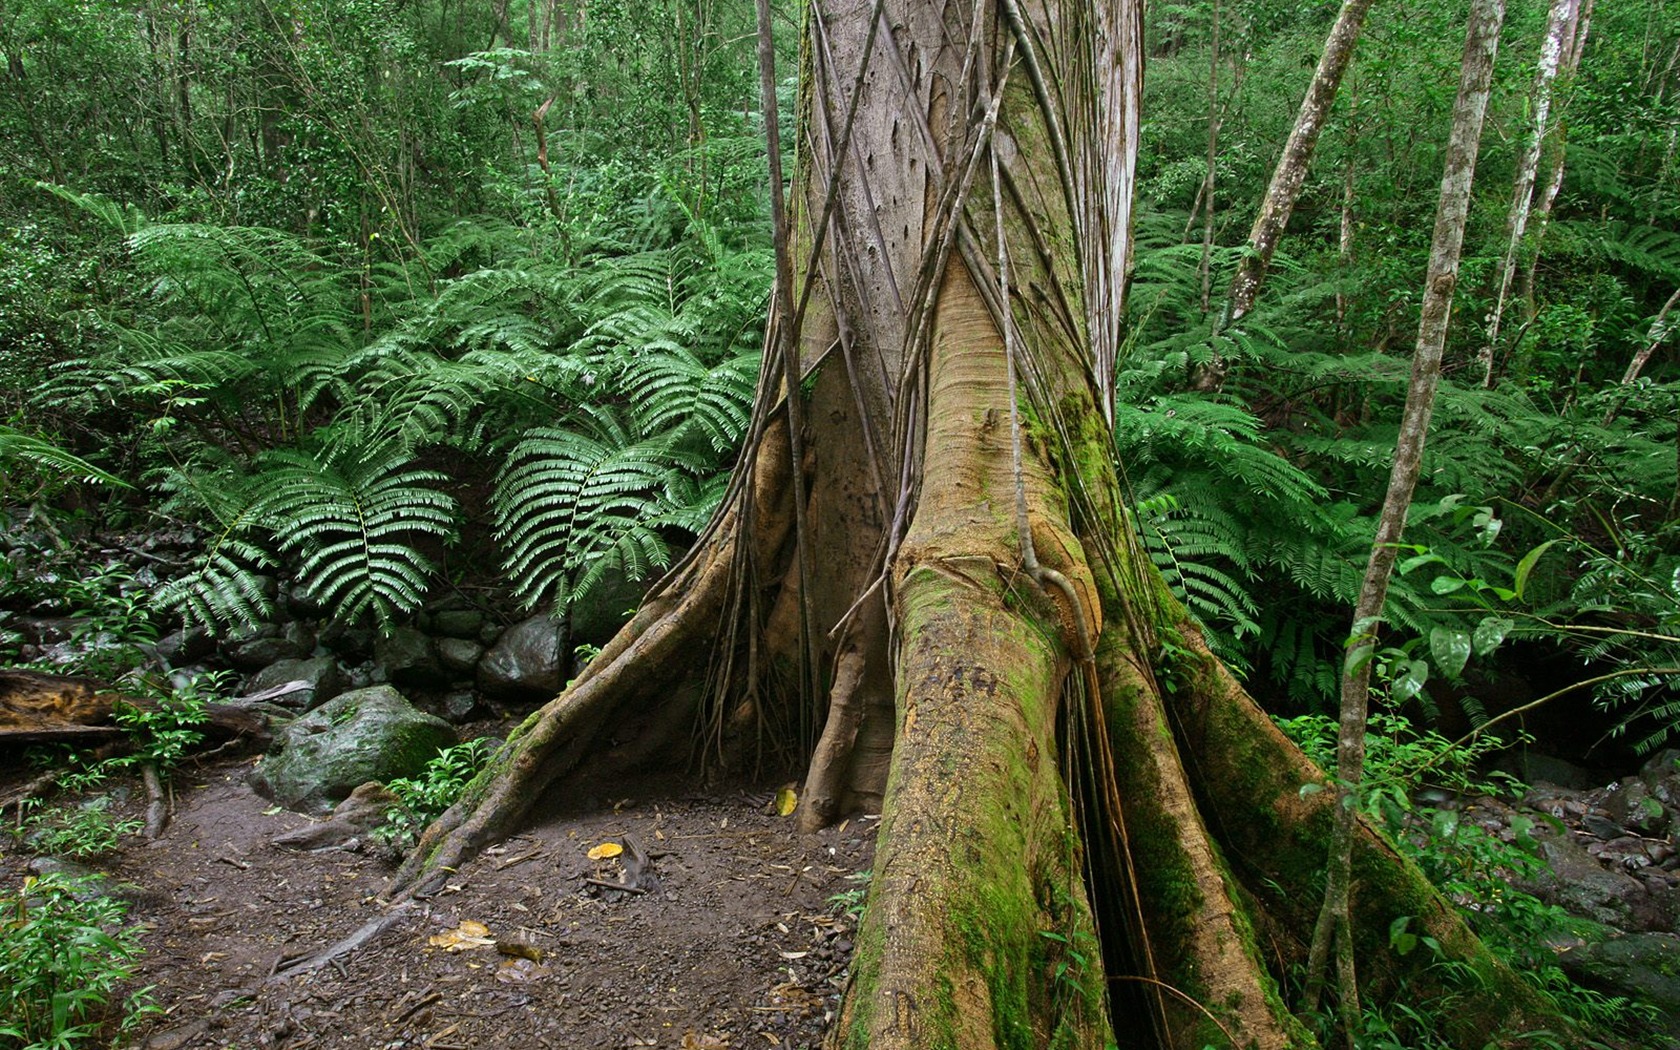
[{"left": 249, "top": 685, "right": 455, "bottom": 814}]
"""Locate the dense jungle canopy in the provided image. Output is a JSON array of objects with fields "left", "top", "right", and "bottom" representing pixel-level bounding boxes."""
[{"left": 2, "top": 0, "right": 1679, "bottom": 1047}]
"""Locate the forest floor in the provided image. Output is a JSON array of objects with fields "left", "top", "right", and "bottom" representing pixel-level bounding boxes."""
[{"left": 1, "top": 739, "right": 874, "bottom": 1050}]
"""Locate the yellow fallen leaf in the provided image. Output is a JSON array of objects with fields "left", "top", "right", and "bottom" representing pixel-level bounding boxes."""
[
  {"left": 428, "top": 919, "right": 495, "bottom": 951},
  {"left": 587, "top": 841, "right": 623, "bottom": 860},
  {"left": 774, "top": 787, "right": 798, "bottom": 817},
  {"left": 494, "top": 957, "right": 552, "bottom": 983}
]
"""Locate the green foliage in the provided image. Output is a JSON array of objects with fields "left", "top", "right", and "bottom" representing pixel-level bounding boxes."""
[
  {"left": 1279, "top": 713, "right": 1661, "bottom": 1042},
  {"left": 494, "top": 409, "right": 712, "bottom": 610},
  {"left": 13, "top": 795, "right": 140, "bottom": 862},
  {"left": 826, "top": 869, "right": 872, "bottom": 919},
  {"left": 0, "top": 427, "right": 127, "bottom": 501},
  {"left": 372, "top": 737, "right": 496, "bottom": 853},
  {"left": 0, "top": 873, "right": 156, "bottom": 1050},
  {"left": 110, "top": 672, "right": 222, "bottom": 778}
]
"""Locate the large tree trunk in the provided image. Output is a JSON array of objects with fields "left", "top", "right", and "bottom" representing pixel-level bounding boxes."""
[{"left": 391, "top": 2, "right": 1576, "bottom": 1046}]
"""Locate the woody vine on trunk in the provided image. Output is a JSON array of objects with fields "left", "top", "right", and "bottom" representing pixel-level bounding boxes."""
[{"left": 390, "top": 2, "right": 1577, "bottom": 1046}]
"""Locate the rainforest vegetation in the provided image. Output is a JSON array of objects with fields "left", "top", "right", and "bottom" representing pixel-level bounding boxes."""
[{"left": 2, "top": 0, "right": 1679, "bottom": 1046}]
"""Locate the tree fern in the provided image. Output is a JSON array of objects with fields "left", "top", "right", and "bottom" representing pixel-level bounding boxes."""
[
  {"left": 493, "top": 407, "right": 710, "bottom": 610},
  {"left": 0, "top": 425, "right": 128, "bottom": 490},
  {"left": 253, "top": 436, "right": 457, "bottom": 628},
  {"left": 151, "top": 459, "right": 278, "bottom": 632}
]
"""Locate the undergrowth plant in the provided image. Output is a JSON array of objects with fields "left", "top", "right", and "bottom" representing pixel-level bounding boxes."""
[
  {"left": 1278, "top": 712, "right": 1661, "bottom": 1042},
  {"left": 12, "top": 792, "right": 140, "bottom": 861},
  {"left": 371, "top": 737, "right": 496, "bottom": 853},
  {"left": 0, "top": 872, "right": 156, "bottom": 1050},
  {"left": 39, "top": 176, "right": 767, "bottom": 637}
]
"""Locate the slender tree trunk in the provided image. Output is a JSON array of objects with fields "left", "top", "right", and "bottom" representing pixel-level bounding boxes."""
[
  {"left": 1196, "top": 0, "right": 1221, "bottom": 315},
  {"left": 1195, "top": 0, "right": 1376, "bottom": 390},
  {"left": 1622, "top": 286, "right": 1680, "bottom": 386},
  {"left": 1302, "top": 0, "right": 1507, "bottom": 1041},
  {"left": 1480, "top": 0, "right": 1578, "bottom": 388},
  {"left": 1225, "top": 0, "right": 1377, "bottom": 324},
  {"left": 390, "top": 3, "right": 1576, "bottom": 1046},
  {"left": 1518, "top": 0, "right": 1593, "bottom": 313}
]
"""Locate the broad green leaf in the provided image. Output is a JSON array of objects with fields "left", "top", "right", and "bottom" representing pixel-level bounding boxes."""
[
  {"left": 1472, "top": 616, "right": 1513, "bottom": 655},
  {"left": 1429, "top": 627, "right": 1473, "bottom": 678},
  {"left": 1398, "top": 552, "right": 1447, "bottom": 575},
  {"left": 1513, "top": 540, "right": 1560, "bottom": 600},
  {"left": 1430, "top": 575, "right": 1466, "bottom": 595},
  {"left": 1393, "top": 659, "right": 1429, "bottom": 702}
]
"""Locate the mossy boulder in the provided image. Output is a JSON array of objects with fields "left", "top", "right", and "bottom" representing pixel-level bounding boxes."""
[
  {"left": 1558, "top": 932, "right": 1680, "bottom": 1041},
  {"left": 249, "top": 685, "right": 455, "bottom": 814}
]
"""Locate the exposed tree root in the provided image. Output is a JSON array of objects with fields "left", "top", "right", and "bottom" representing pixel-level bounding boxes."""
[
  {"left": 1164, "top": 623, "right": 1571, "bottom": 1046},
  {"left": 388, "top": 427, "right": 794, "bottom": 898},
  {"left": 141, "top": 761, "right": 169, "bottom": 840},
  {"left": 1094, "top": 638, "right": 1304, "bottom": 1050}
]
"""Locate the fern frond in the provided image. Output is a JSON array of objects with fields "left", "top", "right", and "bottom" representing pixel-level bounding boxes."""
[
  {"left": 253, "top": 438, "right": 458, "bottom": 628},
  {"left": 492, "top": 408, "right": 703, "bottom": 610},
  {"left": 0, "top": 426, "right": 128, "bottom": 488}
]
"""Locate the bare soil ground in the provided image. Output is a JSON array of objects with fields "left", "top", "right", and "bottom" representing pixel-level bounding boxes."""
[{"left": 2, "top": 743, "right": 875, "bottom": 1050}]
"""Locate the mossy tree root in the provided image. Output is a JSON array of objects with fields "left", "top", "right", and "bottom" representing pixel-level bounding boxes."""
[
  {"left": 1165, "top": 624, "right": 1574, "bottom": 1047},
  {"left": 1094, "top": 635, "right": 1309, "bottom": 1050}
]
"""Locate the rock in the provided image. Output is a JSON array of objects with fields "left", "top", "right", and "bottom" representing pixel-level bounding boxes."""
[
  {"left": 226, "top": 626, "right": 308, "bottom": 671},
  {"left": 477, "top": 615, "right": 566, "bottom": 700},
  {"left": 437, "top": 637, "right": 483, "bottom": 676},
  {"left": 1522, "top": 752, "right": 1598, "bottom": 790},
  {"left": 431, "top": 609, "right": 484, "bottom": 638},
  {"left": 320, "top": 621, "right": 377, "bottom": 660},
  {"left": 1581, "top": 813, "right": 1627, "bottom": 840},
  {"left": 248, "top": 685, "right": 455, "bottom": 814},
  {"left": 373, "top": 627, "right": 446, "bottom": 689},
  {"left": 1641, "top": 749, "right": 1680, "bottom": 779},
  {"left": 271, "top": 782, "right": 399, "bottom": 850},
  {"left": 441, "top": 690, "right": 484, "bottom": 724},
  {"left": 1605, "top": 777, "right": 1671, "bottom": 836},
  {"left": 25, "top": 856, "right": 104, "bottom": 883},
  {"left": 284, "top": 583, "right": 327, "bottom": 620},
  {"left": 1558, "top": 933, "right": 1680, "bottom": 1041},
  {"left": 1523, "top": 829, "right": 1649, "bottom": 928},
  {"left": 153, "top": 627, "right": 215, "bottom": 666},
  {"left": 247, "top": 657, "right": 343, "bottom": 711},
  {"left": 569, "top": 569, "right": 649, "bottom": 650}
]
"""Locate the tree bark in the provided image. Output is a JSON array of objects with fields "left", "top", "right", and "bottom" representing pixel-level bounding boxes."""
[
  {"left": 391, "top": 2, "right": 1578, "bottom": 1046},
  {"left": 1224, "top": 0, "right": 1377, "bottom": 325},
  {"left": 1304, "top": 0, "right": 1507, "bottom": 1039},
  {"left": 1517, "top": 0, "right": 1593, "bottom": 312},
  {"left": 1479, "top": 0, "right": 1578, "bottom": 388}
]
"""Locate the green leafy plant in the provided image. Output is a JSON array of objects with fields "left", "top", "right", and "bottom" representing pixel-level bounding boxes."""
[
  {"left": 13, "top": 795, "right": 140, "bottom": 861},
  {"left": 110, "top": 672, "right": 222, "bottom": 778},
  {"left": 371, "top": 738, "right": 497, "bottom": 853},
  {"left": 826, "top": 869, "right": 872, "bottom": 919},
  {"left": 1279, "top": 712, "right": 1660, "bottom": 1041},
  {"left": 0, "top": 872, "right": 156, "bottom": 1050}
]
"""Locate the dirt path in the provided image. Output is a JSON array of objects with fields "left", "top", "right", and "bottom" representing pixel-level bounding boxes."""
[{"left": 2, "top": 756, "right": 874, "bottom": 1050}]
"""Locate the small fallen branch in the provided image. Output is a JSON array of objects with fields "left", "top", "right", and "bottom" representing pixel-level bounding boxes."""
[
  {"left": 268, "top": 903, "right": 414, "bottom": 980},
  {"left": 141, "top": 762, "right": 169, "bottom": 839}
]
